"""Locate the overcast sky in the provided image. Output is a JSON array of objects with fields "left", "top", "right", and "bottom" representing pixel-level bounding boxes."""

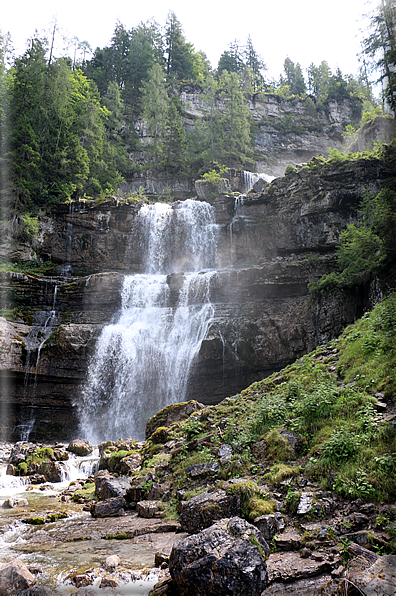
[{"left": 2, "top": 0, "right": 374, "bottom": 80}]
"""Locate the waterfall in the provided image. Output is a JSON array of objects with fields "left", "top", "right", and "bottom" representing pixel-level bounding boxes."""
[
  {"left": 241, "top": 170, "right": 275, "bottom": 191},
  {"left": 17, "top": 284, "right": 58, "bottom": 441},
  {"left": 79, "top": 200, "right": 218, "bottom": 443}
]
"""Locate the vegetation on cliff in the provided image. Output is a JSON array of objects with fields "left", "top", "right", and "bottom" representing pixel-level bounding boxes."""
[
  {"left": 1, "top": 2, "right": 392, "bottom": 218},
  {"left": 84, "top": 292, "right": 395, "bottom": 561},
  {"left": 306, "top": 139, "right": 396, "bottom": 294}
]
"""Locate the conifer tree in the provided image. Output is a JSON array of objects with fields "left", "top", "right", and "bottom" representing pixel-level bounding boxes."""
[{"left": 141, "top": 63, "right": 169, "bottom": 168}]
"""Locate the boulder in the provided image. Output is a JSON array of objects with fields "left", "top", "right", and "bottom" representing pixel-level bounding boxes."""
[
  {"left": 0, "top": 558, "right": 36, "bottom": 595},
  {"left": 297, "top": 492, "right": 313, "bottom": 515},
  {"left": 104, "top": 555, "right": 120, "bottom": 570},
  {"left": 118, "top": 453, "right": 142, "bottom": 475},
  {"left": 169, "top": 517, "right": 269, "bottom": 596},
  {"left": 90, "top": 496, "right": 126, "bottom": 518},
  {"left": 136, "top": 500, "right": 163, "bottom": 519},
  {"left": 254, "top": 513, "right": 285, "bottom": 542},
  {"left": 2, "top": 497, "right": 29, "bottom": 509},
  {"left": 93, "top": 469, "right": 113, "bottom": 496},
  {"left": 98, "top": 477, "right": 131, "bottom": 501},
  {"left": 14, "top": 588, "right": 53, "bottom": 596},
  {"left": 67, "top": 440, "right": 93, "bottom": 456},
  {"left": 179, "top": 489, "right": 241, "bottom": 534},
  {"left": 146, "top": 401, "right": 204, "bottom": 439},
  {"left": 37, "top": 461, "right": 63, "bottom": 483},
  {"left": 185, "top": 462, "right": 219, "bottom": 478}
]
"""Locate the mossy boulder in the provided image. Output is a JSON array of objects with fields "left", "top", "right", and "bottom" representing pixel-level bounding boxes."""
[
  {"left": 145, "top": 400, "right": 205, "bottom": 439},
  {"left": 67, "top": 440, "right": 93, "bottom": 456}
]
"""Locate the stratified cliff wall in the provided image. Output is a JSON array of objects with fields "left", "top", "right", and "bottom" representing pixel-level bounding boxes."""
[{"left": 0, "top": 149, "right": 391, "bottom": 441}]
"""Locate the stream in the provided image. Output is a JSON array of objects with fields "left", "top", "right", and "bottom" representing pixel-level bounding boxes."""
[{"left": 0, "top": 444, "right": 167, "bottom": 595}]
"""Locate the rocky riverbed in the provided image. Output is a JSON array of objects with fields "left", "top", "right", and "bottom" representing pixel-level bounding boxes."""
[{"left": 1, "top": 426, "right": 395, "bottom": 596}]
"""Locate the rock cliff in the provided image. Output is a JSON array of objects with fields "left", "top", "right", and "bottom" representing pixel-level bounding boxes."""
[{"left": 0, "top": 149, "right": 391, "bottom": 441}]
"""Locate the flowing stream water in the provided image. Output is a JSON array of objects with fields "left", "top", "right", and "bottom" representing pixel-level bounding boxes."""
[{"left": 79, "top": 200, "right": 218, "bottom": 443}]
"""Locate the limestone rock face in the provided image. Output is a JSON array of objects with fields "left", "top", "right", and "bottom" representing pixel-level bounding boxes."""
[
  {"left": 0, "top": 152, "right": 390, "bottom": 440},
  {"left": 169, "top": 517, "right": 269, "bottom": 596}
]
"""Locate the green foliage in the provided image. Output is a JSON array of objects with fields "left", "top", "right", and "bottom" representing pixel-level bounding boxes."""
[
  {"left": 360, "top": 0, "right": 396, "bottom": 113},
  {"left": 226, "top": 480, "right": 275, "bottom": 521},
  {"left": 285, "top": 164, "right": 298, "bottom": 176},
  {"left": 285, "top": 486, "right": 301, "bottom": 514},
  {"left": 262, "top": 464, "right": 300, "bottom": 485},
  {"left": 263, "top": 429, "right": 294, "bottom": 462},
  {"left": 309, "top": 143, "right": 396, "bottom": 294},
  {"left": 200, "top": 165, "right": 228, "bottom": 185}
]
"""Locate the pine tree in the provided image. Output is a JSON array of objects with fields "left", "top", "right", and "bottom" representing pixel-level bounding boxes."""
[
  {"left": 361, "top": 0, "right": 396, "bottom": 114},
  {"left": 141, "top": 63, "right": 169, "bottom": 168}
]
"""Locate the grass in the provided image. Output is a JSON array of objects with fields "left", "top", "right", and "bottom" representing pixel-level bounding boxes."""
[{"left": 139, "top": 292, "right": 396, "bottom": 507}]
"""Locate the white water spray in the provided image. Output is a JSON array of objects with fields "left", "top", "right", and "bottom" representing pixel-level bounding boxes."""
[
  {"left": 79, "top": 200, "right": 218, "bottom": 443},
  {"left": 241, "top": 170, "right": 275, "bottom": 191}
]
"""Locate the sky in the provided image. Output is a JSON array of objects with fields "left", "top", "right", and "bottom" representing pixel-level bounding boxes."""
[{"left": 1, "top": 0, "right": 375, "bottom": 81}]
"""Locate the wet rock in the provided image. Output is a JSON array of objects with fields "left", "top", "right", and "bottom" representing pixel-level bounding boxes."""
[
  {"left": 185, "top": 462, "right": 219, "bottom": 478},
  {"left": 148, "top": 573, "right": 174, "bottom": 596},
  {"left": 154, "top": 552, "right": 170, "bottom": 568},
  {"left": 14, "top": 588, "right": 53, "bottom": 596},
  {"left": 70, "top": 575, "right": 92, "bottom": 588},
  {"left": 37, "top": 461, "right": 63, "bottom": 483},
  {"left": 178, "top": 489, "right": 240, "bottom": 534},
  {"left": 67, "top": 440, "right": 93, "bottom": 456},
  {"left": 2, "top": 497, "right": 29, "bottom": 509},
  {"left": 136, "top": 500, "right": 163, "bottom": 519},
  {"left": 90, "top": 496, "right": 126, "bottom": 518},
  {"left": 105, "top": 555, "right": 120, "bottom": 570},
  {"left": 262, "top": 575, "right": 337, "bottom": 595},
  {"left": 218, "top": 444, "right": 232, "bottom": 465},
  {"left": 0, "top": 558, "right": 36, "bottom": 595},
  {"left": 100, "top": 575, "right": 119, "bottom": 588},
  {"left": 254, "top": 513, "right": 285, "bottom": 542},
  {"left": 169, "top": 517, "right": 269, "bottom": 596},
  {"left": 297, "top": 492, "right": 313, "bottom": 515},
  {"left": 73, "top": 590, "right": 97, "bottom": 596}
]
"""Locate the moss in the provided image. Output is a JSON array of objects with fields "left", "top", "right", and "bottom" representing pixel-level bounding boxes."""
[
  {"left": 72, "top": 482, "right": 95, "bottom": 502},
  {"left": 17, "top": 462, "right": 28, "bottom": 476},
  {"left": 150, "top": 426, "right": 169, "bottom": 444},
  {"left": 262, "top": 464, "right": 300, "bottom": 485},
  {"left": 47, "top": 512, "right": 68, "bottom": 522},
  {"left": 23, "top": 517, "right": 45, "bottom": 525},
  {"left": 264, "top": 429, "right": 294, "bottom": 462}
]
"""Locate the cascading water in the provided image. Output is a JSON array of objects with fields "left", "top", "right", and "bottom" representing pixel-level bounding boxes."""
[
  {"left": 241, "top": 170, "right": 275, "bottom": 191},
  {"left": 17, "top": 284, "right": 58, "bottom": 441},
  {"left": 79, "top": 200, "right": 218, "bottom": 443}
]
